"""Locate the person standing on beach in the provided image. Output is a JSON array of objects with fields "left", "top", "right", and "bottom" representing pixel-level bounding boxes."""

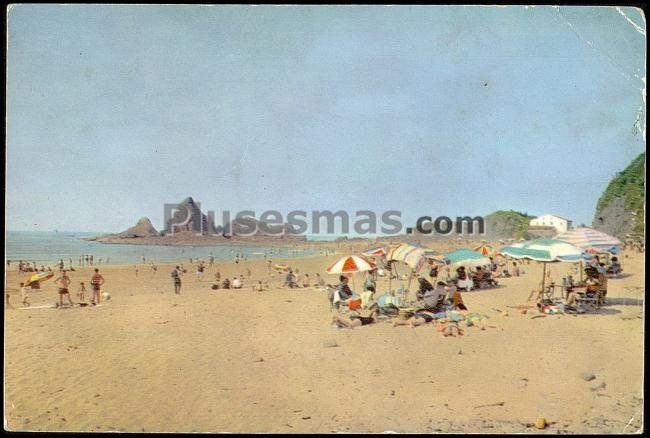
[
  {"left": 90, "top": 269, "right": 105, "bottom": 305},
  {"left": 78, "top": 282, "right": 87, "bottom": 302},
  {"left": 171, "top": 266, "right": 182, "bottom": 294},
  {"left": 55, "top": 270, "right": 74, "bottom": 307},
  {"left": 20, "top": 282, "right": 30, "bottom": 307}
]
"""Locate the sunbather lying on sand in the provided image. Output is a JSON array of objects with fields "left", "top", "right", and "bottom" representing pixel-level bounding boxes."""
[
  {"left": 331, "top": 308, "right": 378, "bottom": 329},
  {"left": 393, "top": 310, "right": 437, "bottom": 327}
]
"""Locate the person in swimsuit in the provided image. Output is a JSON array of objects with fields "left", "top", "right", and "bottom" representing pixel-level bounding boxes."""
[
  {"left": 90, "top": 268, "right": 105, "bottom": 304},
  {"left": 393, "top": 310, "right": 437, "bottom": 327},
  {"left": 55, "top": 270, "right": 74, "bottom": 307},
  {"left": 171, "top": 266, "right": 182, "bottom": 294},
  {"left": 331, "top": 308, "right": 378, "bottom": 329}
]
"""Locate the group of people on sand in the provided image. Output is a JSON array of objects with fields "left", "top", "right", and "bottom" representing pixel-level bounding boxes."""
[
  {"left": 55, "top": 268, "right": 106, "bottom": 307},
  {"left": 282, "top": 269, "right": 326, "bottom": 289},
  {"left": 330, "top": 272, "right": 470, "bottom": 330},
  {"left": 168, "top": 265, "right": 264, "bottom": 294},
  {"left": 11, "top": 268, "right": 106, "bottom": 309},
  {"left": 8, "top": 255, "right": 110, "bottom": 274}
]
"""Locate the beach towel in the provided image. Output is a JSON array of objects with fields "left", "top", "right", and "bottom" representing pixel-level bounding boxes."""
[{"left": 446, "top": 311, "right": 465, "bottom": 322}]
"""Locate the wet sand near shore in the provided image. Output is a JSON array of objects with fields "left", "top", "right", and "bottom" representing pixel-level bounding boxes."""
[{"left": 4, "top": 249, "right": 644, "bottom": 433}]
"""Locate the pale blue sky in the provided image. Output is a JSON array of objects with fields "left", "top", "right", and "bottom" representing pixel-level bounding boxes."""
[{"left": 6, "top": 5, "right": 646, "bottom": 233}]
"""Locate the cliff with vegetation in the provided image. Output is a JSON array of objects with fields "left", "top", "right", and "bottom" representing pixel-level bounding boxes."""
[
  {"left": 592, "top": 152, "right": 645, "bottom": 239},
  {"left": 484, "top": 210, "right": 536, "bottom": 240}
]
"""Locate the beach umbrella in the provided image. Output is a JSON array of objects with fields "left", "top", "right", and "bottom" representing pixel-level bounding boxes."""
[
  {"left": 326, "top": 255, "right": 376, "bottom": 274},
  {"left": 326, "top": 255, "right": 376, "bottom": 292},
  {"left": 474, "top": 244, "right": 495, "bottom": 257},
  {"left": 25, "top": 271, "right": 54, "bottom": 286},
  {"left": 387, "top": 243, "right": 428, "bottom": 270},
  {"left": 443, "top": 249, "right": 491, "bottom": 268},
  {"left": 500, "top": 239, "right": 591, "bottom": 291},
  {"left": 387, "top": 243, "right": 431, "bottom": 297},
  {"left": 555, "top": 227, "right": 622, "bottom": 253},
  {"left": 363, "top": 246, "right": 388, "bottom": 257}
]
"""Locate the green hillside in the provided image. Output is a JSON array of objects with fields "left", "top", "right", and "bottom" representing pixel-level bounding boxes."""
[
  {"left": 594, "top": 152, "right": 645, "bottom": 235},
  {"left": 484, "top": 210, "right": 536, "bottom": 239}
]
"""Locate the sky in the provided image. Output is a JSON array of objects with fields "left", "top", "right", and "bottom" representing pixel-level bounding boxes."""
[{"left": 6, "top": 5, "right": 646, "bottom": 234}]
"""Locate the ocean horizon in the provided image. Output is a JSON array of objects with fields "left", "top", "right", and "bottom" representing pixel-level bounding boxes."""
[{"left": 4, "top": 231, "right": 319, "bottom": 266}]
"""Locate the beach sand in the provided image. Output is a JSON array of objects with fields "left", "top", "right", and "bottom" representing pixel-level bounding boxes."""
[{"left": 4, "top": 248, "right": 644, "bottom": 433}]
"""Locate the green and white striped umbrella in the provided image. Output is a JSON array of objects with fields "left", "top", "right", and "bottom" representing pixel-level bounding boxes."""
[{"left": 500, "top": 239, "right": 588, "bottom": 262}]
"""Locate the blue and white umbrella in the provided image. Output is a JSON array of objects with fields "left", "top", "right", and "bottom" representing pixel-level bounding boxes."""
[
  {"left": 500, "top": 239, "right": 589, "bottom": 262},
  {"left": 500, "top": 239, "right": 591, "bottom": 289},
  {"left": 443, "top": 249, "right": 491, "bottom": 268}
]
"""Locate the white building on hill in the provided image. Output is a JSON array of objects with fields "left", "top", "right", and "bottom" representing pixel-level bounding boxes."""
[{"left": 529, "top": 214, "right": 573, "bottom": 234}]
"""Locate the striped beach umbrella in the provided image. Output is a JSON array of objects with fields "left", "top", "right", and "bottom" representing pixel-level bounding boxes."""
[
  {"left": 555, "top": 227, "right": 622, "bottom": 253},
  {"left": 363, "top": 246, "right": 388, "bottom": 257},
  {"left": 387, "top": 243, "right": 428, "bottom": 270},
  {"left": 500, "top": 239, "right": 591, "bottom": 290},
  {"left": 500, "top": 239, "right": 588, "bottom": 262},
  {"left": 326, "top": 255, "right": 376, "bottom": 274}
]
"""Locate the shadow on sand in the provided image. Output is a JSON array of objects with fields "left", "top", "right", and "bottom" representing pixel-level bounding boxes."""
[{"left": 605, "top": 297, "right": 644, "bottom": 306}]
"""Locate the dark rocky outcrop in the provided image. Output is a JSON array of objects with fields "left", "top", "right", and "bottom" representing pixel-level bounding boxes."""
[
  {"left": 163, "top": 197, "right": 220, "bottom": 235},
  {"left": 117, "top": 217, "right": 159, "bottom": 238}
]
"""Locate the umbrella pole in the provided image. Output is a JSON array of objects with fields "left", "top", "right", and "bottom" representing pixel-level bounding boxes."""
[
  {"left": 389, "top": 264, "right": 393, "bottom": 296},
  {"left": 580, "top": 260, "right": 583, "bottom": 283},
  {"left": 406, "top": 270, "right": 414, "bottom": 303},
  {"left": 541, "top": 262, "right": 547, "bottom": 295}
]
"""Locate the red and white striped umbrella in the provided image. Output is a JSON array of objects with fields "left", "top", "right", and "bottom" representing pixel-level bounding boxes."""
[
  {"left": 326, "top": 255, "right": 376, "bottom": 274},
  {"left": 363, "top": 246, "right": 387, "bottom": 257}
]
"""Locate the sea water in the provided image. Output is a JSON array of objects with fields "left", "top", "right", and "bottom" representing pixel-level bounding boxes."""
[{"left": 5, "top": 231, "right": 316, "bottom": 266}]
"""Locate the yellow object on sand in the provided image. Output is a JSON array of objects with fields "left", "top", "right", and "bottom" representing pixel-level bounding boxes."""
[
  {"left": 535, "top": 417, "right": 546, "bottom": 429},
  {"left": 26, "top": 271, "right": 54, "bottom": 286}
]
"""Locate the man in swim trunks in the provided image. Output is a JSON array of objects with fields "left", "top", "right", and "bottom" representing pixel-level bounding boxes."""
[
  {"left": 171, "top": 266, "right": 182, "bottom": 294},
  {"left": 55, "top": 270, "right": 74, "bottom": 307},
  {"left": 90, "top": 268, "right": 105, "bottom": 305}
]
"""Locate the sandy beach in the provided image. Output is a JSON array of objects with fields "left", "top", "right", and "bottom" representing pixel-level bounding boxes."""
[{"left": 4, "top": 246, "right": 644, "bottom": 433}]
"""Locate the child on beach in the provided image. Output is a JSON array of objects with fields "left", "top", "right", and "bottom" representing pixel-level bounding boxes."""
[
  {"left": 20, "top": 282, "right": 30, "bottom": 307},
  {"left": 197, "top": 262, "right": 205, "bottom": 281},
  {"left": 77, "top": 282, "right": 87, "bottom": 302}
]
